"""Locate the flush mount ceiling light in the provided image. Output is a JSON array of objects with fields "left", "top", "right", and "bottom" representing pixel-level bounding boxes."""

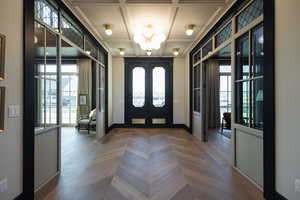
[
  {"left": 185, "top": 24, "right": 195, "bottom": 36},
  {"left": 119, "top": 48, "right": 125, "bottom": 56},
  {"left": 173, "top": 48, "right": 180, "bottom": 56},
  {"left": 146, "top": 50, "right": 152, "bottom": 56},
  {"left": 134, "top": 24, "right": 166, "bottom": 51},
  {"left": 104, "top": 24, "right": 113, "bottom": 36}
]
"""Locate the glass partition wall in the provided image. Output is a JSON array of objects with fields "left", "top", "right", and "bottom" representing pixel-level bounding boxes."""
[
  {"left": 33, "top": 0, "right": 107, "bottom": 193},
  {"left": 190, "top": 0, "right": 264, "bottom": 188},
  {"left": 34, "top": 0, "right": 106, "bottom": 131}
]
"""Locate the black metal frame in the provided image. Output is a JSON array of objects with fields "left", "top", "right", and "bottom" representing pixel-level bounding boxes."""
[
  {"left": 189, "top": 0, "right": 277, "bottom": 199},
  {"left": 124, "top": 57, "right": 173, "bottom": 128},
  {"left": 23, "top": 0, "right": 108, "bottom": 198}
]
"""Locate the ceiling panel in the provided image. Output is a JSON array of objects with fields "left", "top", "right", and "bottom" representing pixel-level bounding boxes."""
[
  {"left": 78, "top": 5, "right": 129, "bottom": 40},
  {"left": 169, "top": 5, "right": 220, "bottom": 40}
]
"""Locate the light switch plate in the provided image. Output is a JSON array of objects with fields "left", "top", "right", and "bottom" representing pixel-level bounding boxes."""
[
  {"left": 8, "top": 105, "right": 20, "bottom": 118},
  {"left": 295, "top": 179, "right": 300, "bottom": 193},
  {"left": 0, "top": 179, "right": 7, "bottom": 193}
]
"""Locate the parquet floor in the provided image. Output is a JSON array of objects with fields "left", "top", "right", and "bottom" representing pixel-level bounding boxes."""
[{"left": 42, "top": 128, "right": 263, "bottom": 200}]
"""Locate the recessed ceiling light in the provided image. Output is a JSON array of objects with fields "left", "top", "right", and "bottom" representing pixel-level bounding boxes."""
[
  {"left": 119, "top": 48, "right": 125, "bottom": 56},
  {"left": 185, "top": 24, "right": 195, "bottom": 36},
  {"left": 146, "top": 50, "right": 152, "bottom": 56},
  {"left": 173, "top": 48, "right": 180, "bottom": 56},
  {"left": 104, "top": 24, "right": 113, "bottom": 36}
]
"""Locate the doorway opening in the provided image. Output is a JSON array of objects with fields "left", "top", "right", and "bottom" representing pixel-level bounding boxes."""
[
  {"left": 61, "top": 63, "right": 78, "bottom": 126},
  {"left": 202, "top": 44, "right": 232, "bottom": 142}
]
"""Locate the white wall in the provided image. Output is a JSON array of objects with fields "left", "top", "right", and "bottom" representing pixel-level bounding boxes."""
[
  {"left": 173, "top": 57, "right": 187, "bottom": 124},
  {"left": 275, "top": 0, "right": 300, "bottom": 199},
  {"left": 112, "top": 57, "right": 125, "bottom": 124},
  {"left": 111, "top": 57, "right": 188, "bottom": 125},
  {"left": 0, "top": 0, "right": 23, "bottom": 199}
]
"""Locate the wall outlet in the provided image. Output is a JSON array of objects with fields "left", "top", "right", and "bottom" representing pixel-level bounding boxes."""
[
  {"left": 0, "top": 179, "right": 7, "bottom": 193},
  {"left": 295, "top": 179, "right": 300, "bottom": 193}
]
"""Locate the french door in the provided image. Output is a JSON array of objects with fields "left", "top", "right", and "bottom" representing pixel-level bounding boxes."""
[{"left": 125, "top": 58, "right": 173, "bottom": 127}]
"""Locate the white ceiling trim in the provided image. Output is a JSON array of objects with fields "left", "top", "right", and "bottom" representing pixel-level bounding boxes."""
[
  {"left": 159, "top": 6, "right": 179, "bottom": 56},
  {"left": 63, "top": 0, "right": 112, "bottom": 53},
  {"left": 184, "top": 0, "right": 236, "bottom": 55}
]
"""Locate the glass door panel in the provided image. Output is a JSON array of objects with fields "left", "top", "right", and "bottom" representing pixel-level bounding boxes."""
[
  {"left": 132, "top": 67, "right": 145, "bottom": 107},
  {"left": 152, "top": 67, "right": 165, "bottom": 107}
]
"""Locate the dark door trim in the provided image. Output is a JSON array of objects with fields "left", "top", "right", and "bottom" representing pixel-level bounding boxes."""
[{"left": 124, "top": 57, "right": 173, "bottom": 128}]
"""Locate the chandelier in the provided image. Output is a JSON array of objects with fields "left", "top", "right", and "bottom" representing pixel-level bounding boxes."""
[{"left": 133, "top": 24, "right": 166, "bottom": 51}]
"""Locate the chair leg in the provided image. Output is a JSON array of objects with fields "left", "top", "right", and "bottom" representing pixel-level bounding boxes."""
[{"left": 221, "top": 119, "right": 224, "bottom": 135}]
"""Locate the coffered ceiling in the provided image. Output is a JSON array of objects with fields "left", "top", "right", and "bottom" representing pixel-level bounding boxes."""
[{"left": 65, "top": 0, "right": 234, "bottom": 57}]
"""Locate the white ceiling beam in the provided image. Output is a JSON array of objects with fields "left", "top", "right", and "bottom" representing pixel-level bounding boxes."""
[
  {"left": 118, "top": 0, "right": 140, "bottom": 56},
  {"left": 159, "top": 6, "right": 179, "bottom": 56}
]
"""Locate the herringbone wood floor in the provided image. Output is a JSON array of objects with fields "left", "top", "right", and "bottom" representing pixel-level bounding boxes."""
[{"left": 40, "top": 128, "right": 263, "bottom": 200}]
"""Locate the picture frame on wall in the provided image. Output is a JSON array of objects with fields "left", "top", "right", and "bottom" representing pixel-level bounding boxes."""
[
  {"left": 79, "top": 94, "right": 87, "bottom": 105},
  {"left": 0, "top": 33, "right": 6, "bottom": 80},
  {"left": 0, "top": 87, "right": 5, "bottom": 132}
]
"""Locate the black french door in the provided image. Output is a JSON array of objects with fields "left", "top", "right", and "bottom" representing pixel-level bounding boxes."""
[{"left": 125, "top": 58, "right": 173, "bottom": 127}]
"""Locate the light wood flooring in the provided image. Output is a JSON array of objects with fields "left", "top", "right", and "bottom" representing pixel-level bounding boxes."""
[{"left": 41, "top": 128, "right": 263, "bottom": 200}]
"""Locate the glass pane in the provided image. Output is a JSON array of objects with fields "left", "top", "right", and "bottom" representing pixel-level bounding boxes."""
[
  {"left": 236, "top": 81, "right": 250, "bottom": 126},
  {"left": 252, "top": 78, "right": 263, "bottom": 130},
  {"left": 35, "top": 0, "right": 58, "bottom": 29},
  {"left": 61, "top": 15, "right": 84, "bottom": 49},
  {"left": 99, "top": 51, "right": 105, "bottom": 64},
  {"left": 45, "top": 30, "right": 58, "bottom": 126},
  {"left": 193, "top": 89, "right": 200, "bottom": 112},
  {"left": 193, "top": 65, "right": 200, "bottom": 88},
  {"left": 220, "top": 65, "right": 231, "bottom": 73},
  {"left": 61, "top": 64, "right": 78, "bottom": 73},
  {"left": 220, "top": 76, "right": 229, "bottom": 91},
  {"left": 237, "top": 0, "right": 263, "bottom": 31},
  {"left": 61, "top": 73, "right": 78, "bottom": 124},
  {"left": 193, "top": 51, "right": 201, "bottom": 64},
  {"left": 85, "top": 38, "right": 98, "bottom": 59},
  {"left": 153, "top": 67, "right": 166, "bottom": 107},
  {"left": 34, "top": 22, "right": 45, "bottom": 130},
  {"left": 252, "top": 25, "right": 264, "bottom": 77},
  {"left": 132, "top": 67, "right": 145, "bottom": 107},
  {"left": 215, "top": 23, "right": 232, "bottom": 47},
  {"left": 202, "top": 40, "right": 213, "bottom": 58},
  {"left": 236, "top": 34, "right": 250, "bottom": 80},
  {"left": 99, "top": 67, "right": 105, "bottom": 112}
]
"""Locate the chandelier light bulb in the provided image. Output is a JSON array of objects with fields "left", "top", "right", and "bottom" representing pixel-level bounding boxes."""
[
  {"left": 104, "top": 24, "right": 113, "bottom": 36},
  {"left": 185, "top": 24, "right": 195, "bottom": 36},
  {"left": 134, "top": 24, "right": 166, "bottom": 51}
]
